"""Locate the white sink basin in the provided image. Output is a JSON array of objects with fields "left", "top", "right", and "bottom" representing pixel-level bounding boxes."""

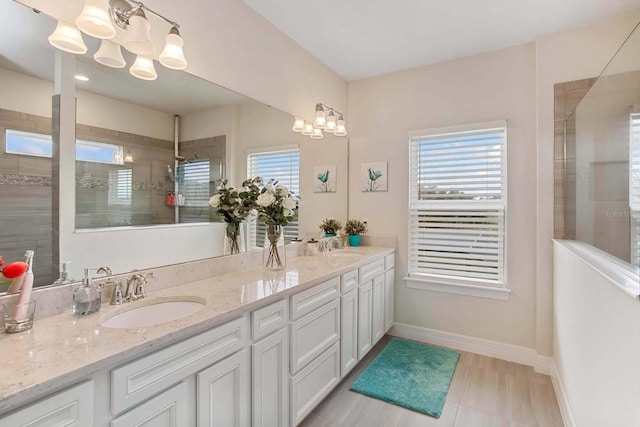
[
  {"left": 100, "top": 297, "right": 206, "bottom": 329},
  {"left": 329, "top": 251, "right": 361, "bottom": 258}
]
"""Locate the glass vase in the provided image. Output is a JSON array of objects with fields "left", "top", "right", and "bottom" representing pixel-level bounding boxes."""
[
  {"left": 224, "top": 222, "right": 245, "bottom": 255},
  {"left": 263, "top": 224, "right": 286, "bottom": 271}
]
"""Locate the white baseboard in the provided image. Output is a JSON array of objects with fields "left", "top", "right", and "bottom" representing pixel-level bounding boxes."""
[
  {"left": 550, "top": 360, "right": 576, "bottom": 427},
  {"left": 389, "top": 322, "right": 553, "bottom": 374}
]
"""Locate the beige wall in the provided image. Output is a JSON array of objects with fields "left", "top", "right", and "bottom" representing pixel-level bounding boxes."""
[
  {"left": 0, "top": 67, "right": 175, "bottom": 140},
  {"left": 348, "top": 43, "right": 538, "bottom": 348}
]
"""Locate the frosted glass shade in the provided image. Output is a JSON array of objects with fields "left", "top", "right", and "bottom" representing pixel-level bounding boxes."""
[
  {"left": 159, "top": 31, "right": 187, "bottom": 70},
  {"left": 94, "top": 39, "right": 126, "bottom": 68},
  {"left": 334, "top": 117, "right": 347, "bottom": 136},
  {"left": 48, "top": 21, "right": 87, "bottom": 54},
  {"left": 310, "top": 128, "right": 324, "bottom": 139},
  {"left": 123, "top": 12, "right": 154, "bottom": 55},
  {"left": 129, "top": 55, "right": 157, "bottom": 80},
  {"left": 292, "top": 117, "right": 305, "bottom": 132},
  {"left": 325, "top": 111, "right": 337, "bottom": 132},
  {"left": 302, "top": 123, "right": 314, "bottom": 136},
  {"left": 313, "top": 108, "right": 326, "bottom": 129},
  {"left": 76, "top": 0, "right": 116, "bottom": 39}
]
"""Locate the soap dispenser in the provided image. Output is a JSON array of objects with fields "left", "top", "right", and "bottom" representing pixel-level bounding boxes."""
[
  {"left": 73, "top": 268, "right": 102, "bottom": 315},
  {"left": 53, "top": 261, "right": 75, "bottom": 285}
]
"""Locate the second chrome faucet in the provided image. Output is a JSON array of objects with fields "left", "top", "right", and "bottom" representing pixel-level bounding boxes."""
[{"left": 110, "top": 272, "right": 153, "bottom": 305}]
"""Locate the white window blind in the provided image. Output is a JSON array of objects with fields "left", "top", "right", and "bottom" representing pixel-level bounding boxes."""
[
  {"left": 178, "top": 160, "right": 211, "bottom": 224},
  {"left": 409, "top": 122, "right": 507, "bottom": 286},
  {"left": 108, "top": 168, "right": 132, "bottom": 206},
  {"left": 247, "top": 148, "right": 300, "bottom": 247},
  {"left": 630, "top": 113, "right": 640, "bottom": 266}
]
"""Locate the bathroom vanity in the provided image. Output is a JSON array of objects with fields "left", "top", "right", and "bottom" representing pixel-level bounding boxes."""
[{"left": 0, "top": 247, "right": 395, "bottom": 427}]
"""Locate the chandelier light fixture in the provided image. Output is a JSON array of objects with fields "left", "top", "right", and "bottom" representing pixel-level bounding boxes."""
[
  {"left": 48, "top": 0, "right": 188, "bottom": 81},
  {"left": 292, "top": 103, "right": 348, "bottom": 139}
]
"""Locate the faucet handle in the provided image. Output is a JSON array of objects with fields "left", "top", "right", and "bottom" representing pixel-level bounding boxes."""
[
  {"left": 110, "top": 281, "right": 124, "bottom": 305},
  {"left": 96, "top": 266, "right": 112, "bottom": 276}
]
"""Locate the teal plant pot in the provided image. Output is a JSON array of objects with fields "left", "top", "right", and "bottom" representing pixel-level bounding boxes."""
[
  {"left": 324, "top": 233, "right": 336, "bottom": 238},
  {"left": 349, "top": 235, "right": 361, "bottom": 247}
]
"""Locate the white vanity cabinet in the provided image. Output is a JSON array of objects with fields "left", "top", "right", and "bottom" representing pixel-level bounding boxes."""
[
  {"left": 371, "top": 273, "right": 386, "bottom": 345},
  {"left": 384, "top": 254, "right": 395, "bottom": 333},
  {"left": 251, "top": 300, "right": 290, "bottom": 427},
  {"left": 0, "top": 250, "right": 395, "bottom": 427},
  {"left": 289, "top": 278, "right": 342, "bottom": 426},
  {"left": 0, "top": 381, "right": 94, "bottom": 427}
]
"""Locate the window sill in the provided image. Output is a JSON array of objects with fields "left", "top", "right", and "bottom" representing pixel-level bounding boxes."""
[{"left": 404, "top": 276, "right": 511, "bottom": 300}]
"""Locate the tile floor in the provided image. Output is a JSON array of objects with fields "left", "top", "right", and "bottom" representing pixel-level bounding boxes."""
[{"left": 300, "top": 335, "right": 563, "bottom": 427}]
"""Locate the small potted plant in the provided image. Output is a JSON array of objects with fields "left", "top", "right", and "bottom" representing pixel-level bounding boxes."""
[
  {"left": 319, "top": 218, "right": 342, "bottom": 237},
  {"left": 344, "top": 219, "right": 367, "bottom": 247}
]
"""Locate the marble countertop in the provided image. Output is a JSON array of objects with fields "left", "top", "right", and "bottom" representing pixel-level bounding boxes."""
[{"left": 0, "top": 246, "right": 394, "bottom": 413}]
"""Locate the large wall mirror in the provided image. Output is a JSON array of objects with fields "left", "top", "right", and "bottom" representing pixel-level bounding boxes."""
[{"left": 1, "top": 0, "right": 348, "bottom": 289}]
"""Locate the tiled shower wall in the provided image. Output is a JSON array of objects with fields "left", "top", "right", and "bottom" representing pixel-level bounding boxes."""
[
  {"left": 0, "top": 108, "right": 54, "bottom": 287},
  {"left": 75, "top": 124, "right": 175, "bottom": 228},
  {"left": 553, "top": 78, "right": 597, "bottom": 239},
  {"left": 178, "top": 135, "right": 226, "bottom": 224}
]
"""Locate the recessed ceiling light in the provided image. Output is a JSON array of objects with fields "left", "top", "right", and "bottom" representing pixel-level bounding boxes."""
[{"left": 75, "top": 74, "right": 89, "bottom": 82}]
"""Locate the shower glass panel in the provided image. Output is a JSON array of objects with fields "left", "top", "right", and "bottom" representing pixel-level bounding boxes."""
[{"left": 560, "top": 21, "right": 640, "bottom": 267}]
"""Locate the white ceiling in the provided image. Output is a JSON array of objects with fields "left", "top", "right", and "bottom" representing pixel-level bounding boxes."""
[
  {"left": 1, "top": 1, "right": 249, "bottom": 115},
  {"left": 243, "top": 0, "right": 640, "bottom": 81}
]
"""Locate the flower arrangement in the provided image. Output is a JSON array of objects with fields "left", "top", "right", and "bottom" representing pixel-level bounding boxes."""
[
  {"left": 319, "top": 218, "right": 342, "bottom": 236},
  {"left": 344, "top": 219, "right": 368, "bottom": 236},
  {"left": 209, "top": 177, "right": 262, "bottom": 254},
  {"left": 255, "top": 179, "right": 298, "bottom": 270}
]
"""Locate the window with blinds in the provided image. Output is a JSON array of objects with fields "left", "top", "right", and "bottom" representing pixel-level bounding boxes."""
[
  {"left": 408, "top": 121, "right": 507, "bottom": 286},
  {"left": 179, "top": 160, "right": 211, "bottom": 224},
  {"left": 108, "top": 168, "right": 132, "bottom": 206},
  {"left": 630, "top": 113, "right": 640, "bottom": 266},
  {"left": 247, "top": 148, "right": 300, "bottom": 247}
]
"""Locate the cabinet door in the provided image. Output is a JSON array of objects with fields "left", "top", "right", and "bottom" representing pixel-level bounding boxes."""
[
  {"left": 111, "top": 382, "right": 188, "bottom": 427},
  {"left": 290, "top": 342, "right": 341, "bottom": 426},
  {"left": 384, "top": 269, "right": 395, "bottom": 332},
  {"left": 357, "top": 281, "right": 373, "bottom": 360},
  {"left": 340, "top": 289, "right": 358, "bottom": 377},
  {"left": 252, "top": 328, "right": 289, "bottom": 427},
  {"left": 0, "top": 381, "right": 93, "bottom": 427},
  {"left": 371, "top": 274, "right": 385, "bottom": 345},
  {"left": 197, "top": 349, "right": 250, "bottom": 427}
]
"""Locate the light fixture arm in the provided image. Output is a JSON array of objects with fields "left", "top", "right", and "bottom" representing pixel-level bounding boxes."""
[
  {"left": 317, "top": 103, "right": 343, "bottom": 118},
  {"left": 109, "top": 0, "right": 180, "bottom": 31}
]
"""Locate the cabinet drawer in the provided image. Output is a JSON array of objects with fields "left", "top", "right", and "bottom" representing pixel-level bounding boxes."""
[
  {"left": 111, "top": 382, "right": 188, "bottom": 427},
  {"left": 340, "top": 269, "right": 358, "bottom": 293},
  {"left": 111, "top": 316, "right": 248, "bottom": 414},
  {"left": 252, "top": 299, "right": 288, "bottom": 341},
  {"left": 0, "top": 381, "right": 93, "bottom": 426},
  {"left": 359, "top": 258, "right": 385, "bottom": 284},
  {"left": 290, "top": 299, "right": 340, "bottom": 374},
  {"left": 385, "top": 253, "right": 395, "bottom": 271},
  {"left": 290, "top": 277, "right": 340, "bottom": 320},
  {"left": 290, "top": 342, "right": 341, "bottom": 426}
]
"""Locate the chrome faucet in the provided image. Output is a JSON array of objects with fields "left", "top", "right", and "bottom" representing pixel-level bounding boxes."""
[{"left": 125, "top": 274, "right": 147, "bottom": 301}]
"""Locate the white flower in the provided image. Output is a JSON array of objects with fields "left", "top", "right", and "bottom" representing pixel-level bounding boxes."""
[
  {"left": 257, "top": 192, "right": 276, "bottom": 207},
  {"left": 283, "top": 208, "right": 293, "bottom": 217},
  {"left": 282, "top": 197, "right": 296, "bottom": 210},
  {"left": 209, "top": 194, "right": 222, "bottom": 207}
]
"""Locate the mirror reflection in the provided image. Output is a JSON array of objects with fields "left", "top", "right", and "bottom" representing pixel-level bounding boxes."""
[{"left": 1, "top": 1, "right": 349, "bottom": 289}]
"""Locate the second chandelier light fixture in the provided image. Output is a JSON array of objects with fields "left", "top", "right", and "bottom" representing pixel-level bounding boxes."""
[
  {"left": 291, "top": 103, "right": 348, "bottom": 139},
  {"left": 47, "top": 0, "right": 187, "bottom": 81}
]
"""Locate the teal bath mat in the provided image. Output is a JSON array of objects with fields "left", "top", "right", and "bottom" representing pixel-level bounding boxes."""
[{"left": 350, "top": 338, "right": 459, "bottom": 418}]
